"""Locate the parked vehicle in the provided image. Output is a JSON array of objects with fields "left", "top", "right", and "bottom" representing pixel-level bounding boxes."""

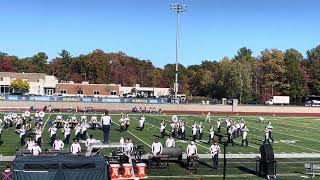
[
  {"left": 265, "top": 96, "right": 290, "bottom": 105},
  {"left": 305, "top": 95, "right": 320, "bottom": 106}
]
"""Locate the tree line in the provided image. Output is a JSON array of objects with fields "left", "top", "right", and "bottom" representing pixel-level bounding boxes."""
[{"left": 1, "top": 45, "right": 320, "bottom": 104}]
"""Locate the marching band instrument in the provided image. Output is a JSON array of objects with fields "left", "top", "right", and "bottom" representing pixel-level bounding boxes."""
[
  {"left": 12, "top": 113, "right": 17, "bottom": 119},
  {"left": 24, "top": 111, "right": 31, "bottom": 117},
  {"left": 39, "top": 111, "right": 45, "bottom": 118}
]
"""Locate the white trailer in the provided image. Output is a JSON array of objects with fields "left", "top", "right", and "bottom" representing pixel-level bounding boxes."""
[{"left": 265, "top": 96, "right": 290, "bottom": 105}]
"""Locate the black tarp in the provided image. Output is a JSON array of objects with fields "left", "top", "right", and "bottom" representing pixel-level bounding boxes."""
[{"left": 13, "top": 154, "right": 107, "bottom": 180}]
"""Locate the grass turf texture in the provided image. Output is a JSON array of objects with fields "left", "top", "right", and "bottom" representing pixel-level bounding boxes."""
[{"left": 1, "top": 112, "right": 320, "bottom": 179}]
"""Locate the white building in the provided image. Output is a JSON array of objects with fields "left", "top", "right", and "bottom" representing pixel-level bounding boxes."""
[
  {"left": 120, "top": 84, "right": 170, "bottom": 98},
  {"left": 0, "top": 72, "right": 58, "bottom": 96}
]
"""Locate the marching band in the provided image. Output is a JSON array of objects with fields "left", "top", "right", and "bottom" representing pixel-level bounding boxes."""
[{"left": 0, "top": 109, "right": 275, "bottom": 171}]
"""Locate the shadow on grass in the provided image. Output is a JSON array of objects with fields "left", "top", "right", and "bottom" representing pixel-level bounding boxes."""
[
  {"left": 237, "top": 166, "right": 257, "bottom": 175},
  {"left": 199, "top": 160, "right": 214, "bottom": 169}
]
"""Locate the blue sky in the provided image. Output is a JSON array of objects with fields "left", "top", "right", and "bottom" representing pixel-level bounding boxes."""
[{"left": 0, "top": 0, "right": 319, "bottom": 67}]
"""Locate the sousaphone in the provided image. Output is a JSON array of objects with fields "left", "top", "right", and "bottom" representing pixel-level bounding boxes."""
[
  {"left": 39, "top": 111, "right": 45, "bottom": 118},
  {"left": 24, "top": 111, "right": 31, "bottom": 117}
]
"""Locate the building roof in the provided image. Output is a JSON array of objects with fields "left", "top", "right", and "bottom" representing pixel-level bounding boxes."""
[{"left": 0, "top": 72, "right": 50, "bottom": 82}]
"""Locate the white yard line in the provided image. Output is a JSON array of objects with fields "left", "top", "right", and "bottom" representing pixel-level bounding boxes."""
[
  {"left": 112, "top": 121, "right": 151, "bottom": 148},
  {"left": 43, "top": 113, "right": 52, "bottom": 129},
  {"left": 243, "top": 124, "right": 320, "bottom": 143},
  {"left": 188, "top": 116, "right": 320, "bottom": 153},
  {"left": 185, "top": 116, "right": 259, "bottom": 149}
]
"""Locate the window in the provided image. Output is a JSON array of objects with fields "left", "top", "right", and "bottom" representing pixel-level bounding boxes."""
[
  {"left": 60, "top": 90, "right": 67, "bottom": 94},
  {"left": 111, "top": 91, "right": 117, "bottom": 95},
  {"left": 46, "top": 89, "right": 54, "bottom": 95},
  {"left": 93, "top": 91, "right": 100, "bottom": 95},
  {"left": 0, "top": 85, "right": 10, "bottom": 95},
  {"left": 77, "top": 90, "right": 83, "bottom": 95}
]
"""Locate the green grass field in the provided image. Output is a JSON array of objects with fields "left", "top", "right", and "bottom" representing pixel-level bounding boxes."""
[{"left": 1, "top": 112, "right": 320, "bottom": 179}]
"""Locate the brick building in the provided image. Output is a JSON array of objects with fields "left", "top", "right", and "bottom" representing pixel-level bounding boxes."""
[{"left": 55, "top": 81, "right": 120, "bottom": 97}]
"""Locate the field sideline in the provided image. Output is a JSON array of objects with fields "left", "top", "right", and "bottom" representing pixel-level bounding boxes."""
[{"left": 1, "top": 112, "right": 320, "bottom": 179}]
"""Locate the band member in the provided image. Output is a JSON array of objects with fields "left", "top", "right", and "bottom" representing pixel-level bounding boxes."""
[
  {"left": 170, "top": 122, "right": 176, "bottom": 137},
  {"left": 172, "top": 115, "right": 178, "bottom": 123},
  {"left": 151, "top": 138, "right": 163, "bottom": 156},
  {"left": 166, "top": 136, "right": 175, "bottom": 148},
  {"left": 208, "top": 127, "right": 215, "bottom": 144},
  {"left": 217, "top": 119, "right": 221, "bottom": 133},
  {"left": 235, "top": 121, "right": 241, "bottom": 137},
  {"left": 180, "top": 123, "right": 185, "bottom": 140},
  {"left": 124, "top": 138, "right": 134, "bottom": 163},
  {"left": 267, "top": 122, "right": 274, "bottom": 143},
  {"left": 241, "top": 125, "right": 249, "bottom": 147},
  {"left": 210, "top": 141, "right": 221, "bottom": 169},
  {"left": 187, "top": 141, "right": 198, "bottom": 156},
  {"left": 48, "top": 125, "right": 57, "bottom": 146},
  {"left": 39, "top": 111, "right": 45, "bottom": 122},
  {"left": 85, "top": 134, "right": 97, "bottom": 148},
  {"left": 240, "top": 119, "right": 245, "bottom": 135},
  {"left": 34, "top": 111, "right": 40, "bottom": 122},
  {"left": 3, "top": 115, "right": 8, "bottom": 128},
  {"left": 160, "top": 120, "right": 166, "bottom": 138},
  {"left": 227, "top": 125, "right": 234, "bottom": 146},
  {"left": 75, "top": 123, "right": 81, "bottom": 141},
  {"left": 119, "top": 114, "right": 126, "bottom": 132},
  {"left": 81, "top": 122, "right": 87, "bottom": 140},
  {"left": 226, "top": 117, "right": 231, "bottom": 134},
  {"left": 124, "top": 114, "right": 130, "bottom": 130},
  {"left": 186, "top": 141, "right": 198, "bottom": 165},
  {"left": 192, "top": 123, "right": 197, "bottom": 142},
  {"left": 53, "top": 137, "right": 64, "bottom": 150},
  {"left": 56, "top": 112, "right": 63, "bottom": 128},
  {"left": 198, "top": 122, "right": 203, "bottom": 140},
  {"left": 139, "top": 115, "right": 145, "bottom": 131},
  {"left": 205, "top": 112, "right": 211, "bottom": 122},
  {"left": 70, "top": 139, "right": 81, "bottom": 155},
  {"left": 17, "top": 125, "right": 26, "bottom": 146},
  {"left": 70, "top": 114, "right": 78, "bottom": 128},
  {"left": 63, "top": 124, "right": 71, "bottom": 144},
  {"left": 15, "top": 118, "right": 22, "bottom": 129},
  {"left": 32, "top": 143, "right": 42, "bottom": 156},
  {"left": 25, "top": 138, "right": 35, "bottom": 152},
  {"left": 80, "top": 113, "right": 87, "bottom": 123},
  {"left": 91, "top": 114, "right": 98, "bottom": 129},
  {"left": 101, "top": 111, "right": 112, "bottom": 144},
  {"left": 34, "top": 126, "right": 42, "bottom": 147},
  {"left": 264, "top": 126, "right": 270, "bottom": 143}
]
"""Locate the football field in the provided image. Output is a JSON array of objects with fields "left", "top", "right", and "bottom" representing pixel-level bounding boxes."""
[{"left": 1, "top": 112, "right": 320, "bottom": 179}]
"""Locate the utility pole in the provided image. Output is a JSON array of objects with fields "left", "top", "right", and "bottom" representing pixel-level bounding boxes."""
[{"left": 170, "top": 2, "right": 187, "bottom": 103}]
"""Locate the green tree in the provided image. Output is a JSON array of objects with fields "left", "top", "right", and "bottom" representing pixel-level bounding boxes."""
[
  {"left": 283, "top": 48, "right": 305, "bottom": 103},
  {"left": 31, "top": 52, "right": 48, "bottom": 73},
  {"left": 260, "top": 49, "right": 288, "bottom": 100},
  {"left": 234, "top": 47, "right": 257, "bottom": 102},
  {"left": 306, "top": 45, "right": 320, "bottom": 95},
  {"left": 10, "top": 79, "right": 30, "bottom": 94}
]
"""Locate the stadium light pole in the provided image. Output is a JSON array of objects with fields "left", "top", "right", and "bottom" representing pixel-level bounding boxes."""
[
  {"left": 170, "top": 2, "right": 187, "bottom": 103},
  {"left": 234, "top": 59, "right": 243, "bottom": 104},
  {"left": 108, "top": 59, "right": 113, "bottom": 83}
]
